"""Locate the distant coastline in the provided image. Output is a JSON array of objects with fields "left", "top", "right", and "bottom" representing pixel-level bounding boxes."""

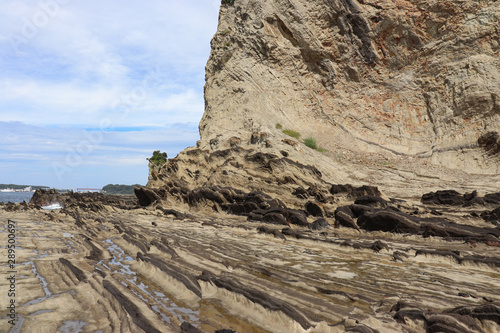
[
  {"left": 0, "top": 184, "right": 141, "bottom": 200},
  {"left": 0, "top": 184, "right": 50, "bottom": 193}
]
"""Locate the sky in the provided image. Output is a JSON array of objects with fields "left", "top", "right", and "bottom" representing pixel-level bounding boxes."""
[{"left": 0, "top": 0, "right": 221, "bottom": 189}]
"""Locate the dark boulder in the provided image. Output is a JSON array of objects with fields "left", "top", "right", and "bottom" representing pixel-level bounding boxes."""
[
  {"left": 354, "top": 195, "right": 387, "bottom": 208},
  {"left": 134, "top": 186, "right": 162, "bottom": 207},
  {"left": 422, "top": 190, "right": 485, "bottom": 206},
  {"left": 481, "top": 206, "right": 500, "bottom": 224},
  {"left": 310, "top": 218, "right": 329, "bottom": 230},
  {"left": 227, "top": 202, "right": 260, "bottom": 215},
  {"left": 330, "top": 184, "right": 381, "bottom": 198},
  {"left": 485, "top": 193, "right": 500, "bottom": 205},
  {"left": 357, "top": 210, "right": 420, "bottom": 234},
  {"left": 306, "top": 186, "right": 327, "bottom": 202},
  {"left": 334, "top": 206, "right": 359, "bottom": 229},
  {"left": 349, "top": 204, "right": 375, "bottom": 217},
  {"left": 422, "top": 190, "right": 466, "bottom": 206},
  {"left": 305, "top": 201, "right": 324, "bottom": 217},
  {"left": 283, "top": 209, "right": 309, "bottom": 226},
  {"left": 371, "top": 240, "right": 389, "bottom": 252},
  {"left": 292, "top": 187, "right": 308, "bottom": 199},
  {"left": 261, "top": 212, "right": 289, "bottom": 225},
  {"left": 248, "top": 207, "right": 289, "bottom": 225},
  {"left": 30, "top": 188, "right": 58, "bottom": 206},
  {"left": 447, "top": 303, "right": 500, "bottom": 325}
]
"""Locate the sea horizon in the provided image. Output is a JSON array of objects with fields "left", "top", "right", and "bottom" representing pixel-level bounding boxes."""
[{"left": 0, "top": 191, "right": 35, "bottom": 204}]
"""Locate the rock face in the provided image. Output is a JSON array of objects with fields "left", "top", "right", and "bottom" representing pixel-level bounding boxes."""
[
  {"left": 136, "top": 1, "right": 500, "bottom": 332},
  {"left": 147, "top": 0, "right": 500, "bottom": 232},
  {"left": 201, "top": 0, "right": 500, "bottom": 173}
]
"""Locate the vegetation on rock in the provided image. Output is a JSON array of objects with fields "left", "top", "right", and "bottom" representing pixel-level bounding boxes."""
[
  {"left": 147, "top": 150, "right": 168, "bottom": 166},
  {"left": 303, "top": 136, "right": 327, "bottom": 152},
  {"left": 303, "top": 137, "right": 318, "bottom": 150},
  {"left": 282, "top": 129, "right": 301, "bottom": 139},
  {"left": 102, "top": 184, "right": 140, "bottom": 195}
]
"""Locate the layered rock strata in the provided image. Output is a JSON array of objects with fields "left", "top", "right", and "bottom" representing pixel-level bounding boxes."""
[
  {"left": 201, "top": 0, "right": 500, "bottom": 173},
  {"left": 0, "top": 188, "right": 497, "bottom": 332},
  {"left": 135, "top": 1, "right": 500, "bottom": 331},
  {"left": 2, "top": 1, "right": 500, "bottom": 332}
]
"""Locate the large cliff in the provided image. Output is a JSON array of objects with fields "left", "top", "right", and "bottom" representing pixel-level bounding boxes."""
[
  {"left": 200, "top": 0, "right": 499, "bottom": 173},
  {"left": 147, "top": 0, "right": 500, "bottom": 202}
]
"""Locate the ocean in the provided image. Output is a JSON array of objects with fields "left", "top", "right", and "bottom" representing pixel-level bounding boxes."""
[{"left": 0, "top": 192, "right": 34, "bottom": 204}]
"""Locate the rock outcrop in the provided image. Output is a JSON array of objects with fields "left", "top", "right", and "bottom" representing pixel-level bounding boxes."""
[
  {"left": 30, "top": 189, "right": 138, "bottom": 211},
  {"left": 137, "top": 1, "right": 500, "bottom": 332},
  {"left": 200, "top": 0, "right": 499, "bottom": 173}
]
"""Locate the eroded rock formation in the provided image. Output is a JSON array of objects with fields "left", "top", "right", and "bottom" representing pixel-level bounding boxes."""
[
  {"left": 201, "top": 0, "right": 500, "bottom": 173},
  {"left": 3, "top": 1, "right": 500, "bottom": 333},
  {"left": 137, "top": 1, "right": 500, "bottom": 332}
]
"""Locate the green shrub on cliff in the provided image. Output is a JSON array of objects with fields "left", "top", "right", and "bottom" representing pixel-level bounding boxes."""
[
  {"left": 147, "top": 150, "right": 167, "bottom": 166},
  {"left": 304, "top": 136, "right": 327, "bottom": 152},
  {"left": 304, "top": 137, "right": 318, "bottom": 150},
  {"left": 221, "top": 0, "right": 235, "bottom": 5}
]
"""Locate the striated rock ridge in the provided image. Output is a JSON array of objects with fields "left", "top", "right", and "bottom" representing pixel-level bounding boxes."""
[{"left": 201, "top": 0, "right": 500, "bottom": 173}]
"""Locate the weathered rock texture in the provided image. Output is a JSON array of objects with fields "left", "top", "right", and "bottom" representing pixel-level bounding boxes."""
[
  {"left": 5, "top": 2, "right": 500, "bottom": 333},
  {"left": 201, "top": 0, "right": 500, "bottom": 173},
  {"left": 3, "top": 189, "right": 499, "bottom": 333},
  {"left": 137, "top": 1, "right": 500, "bottom": 332}
]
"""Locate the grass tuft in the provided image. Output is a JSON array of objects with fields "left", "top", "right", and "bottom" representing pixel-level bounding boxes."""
[
  {"left": 303, "top": 137, "right": 318, "bottom": 150},
  {"left": 282, "top": 129, "right": 301, "bottom": 139}
]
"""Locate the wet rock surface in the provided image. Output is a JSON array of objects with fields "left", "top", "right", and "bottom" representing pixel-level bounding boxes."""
[{"left": 2, "top": 185, "right": 499, "bottom": 332}]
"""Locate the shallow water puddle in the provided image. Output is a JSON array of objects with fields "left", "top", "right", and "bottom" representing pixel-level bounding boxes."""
[
  {"left": 99, "top": 238, "right": 200, "bottom": 325},
  {"left": 57, "top": 320, "right": 87, "bottom": 333},
  {"left": 7, "top": 315, "right": 25, "bottom": 333},
  {"left": 28, "top": 309, "right": 55, "bottom": 316},
  {"left": 22, "top": 261, "right": 53, "bottom": 306}
]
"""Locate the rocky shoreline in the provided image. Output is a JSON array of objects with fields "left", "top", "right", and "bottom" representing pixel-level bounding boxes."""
[
  {"left": 0, "top": 184, "right": 498, "bottom": 332},
  {"left": 2, "top": 0, "right": 500, "bottom": 331}
]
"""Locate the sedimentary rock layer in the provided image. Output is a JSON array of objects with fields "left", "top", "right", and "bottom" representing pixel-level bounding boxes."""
[
  {"left": 1, "top": 189, "right": 499, "bottom": 332},
  {"left": 201, "top": 0, "right": 500, "bottom": 173}
]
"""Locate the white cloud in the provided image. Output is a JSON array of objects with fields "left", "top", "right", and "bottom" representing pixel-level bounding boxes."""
[
  {"left": 0, "top": 0, "right": 219, "bottom": 127},
  {"left": 0, "top": 0, "right": 219, "bottom": 188}
]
